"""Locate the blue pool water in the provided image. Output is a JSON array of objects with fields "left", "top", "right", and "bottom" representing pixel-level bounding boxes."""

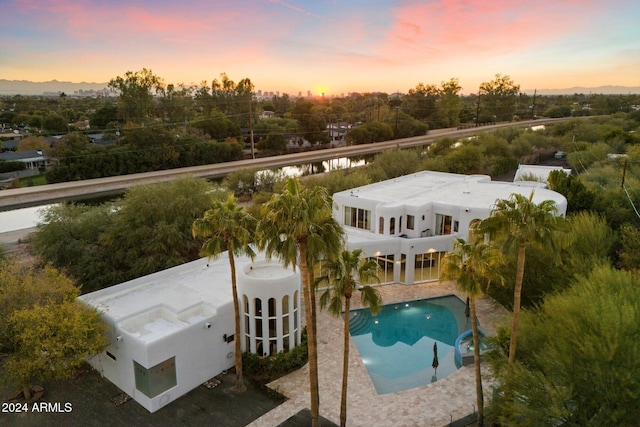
[{"left": 348, "top": 295, "right": 472, "bottom": 394}]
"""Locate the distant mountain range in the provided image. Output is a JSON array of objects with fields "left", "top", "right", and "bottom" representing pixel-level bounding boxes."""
[
  {"left": 526, "top": 86, "right": 640, "bottom": 96},
  {"left": 1, "top": 79, "right": 639, "bottom": 96},
  {"left": 0, "top": 79, "right": 111, "bottom": 96}
]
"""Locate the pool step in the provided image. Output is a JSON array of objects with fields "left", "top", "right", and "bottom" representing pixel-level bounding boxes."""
[{"left": 348, "top": 311, "right": 372, "bottom": 336}]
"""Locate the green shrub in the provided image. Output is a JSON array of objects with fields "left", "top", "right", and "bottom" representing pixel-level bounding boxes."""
[{"left": 242, "top": 329, "right": 308, "bottom": 383}]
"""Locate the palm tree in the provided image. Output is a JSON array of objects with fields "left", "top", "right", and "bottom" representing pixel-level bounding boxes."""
[
  {"left": 478, "top": 192, "right": 564, "bottom": 364},
  {"left": 440, "top": 237, "right": 503, "bottom": 427},
  {"left": 257, "top": 178, "right": 344, "bottom": 427},
  {"left": 316, "top": 249, "right": 382, "bottom": 427},
  {"left": 192, "top": 194, "right": 256, "bottom": 393}
]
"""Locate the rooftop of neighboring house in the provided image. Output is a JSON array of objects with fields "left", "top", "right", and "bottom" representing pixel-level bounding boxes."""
[
  {"left": 0, "top": 149, "right": 47, "bottom": 162},
  {"left": 513, "top": 164, "right": 572, "bottom": 184}
]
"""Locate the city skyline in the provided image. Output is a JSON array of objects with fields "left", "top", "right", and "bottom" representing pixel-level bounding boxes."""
[{"left": 1, "top": 0, "right": 639, "bottom": 96}]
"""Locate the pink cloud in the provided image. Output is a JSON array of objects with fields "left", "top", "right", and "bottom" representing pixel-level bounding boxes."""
[
  {"left": 12, "top": 1, "right": 246, "bottom": 46},
  {"left": 377, "top": 0, "right": 604, "bottom": 63}
]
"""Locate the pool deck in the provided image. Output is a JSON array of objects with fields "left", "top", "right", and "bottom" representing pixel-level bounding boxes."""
[{"left": 248, "top": 280, "right": 509, "bottom": 427}]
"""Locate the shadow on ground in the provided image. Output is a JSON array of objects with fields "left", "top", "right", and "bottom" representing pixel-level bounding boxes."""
[{"left": 1, "top": 358, "right": 285, "bottom": 427}]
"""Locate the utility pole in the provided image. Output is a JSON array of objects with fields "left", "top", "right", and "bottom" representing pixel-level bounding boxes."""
[
  {"left": 621, "top": 159, "right": 628, "bottom": 188},
  {"left": 531, "top": 89, "right": 537, "bottom": 120},
  {"left": 395, "top": 107, "right": 399, "bottom": 136},
  {"left": 475, "top": 89, "right": 481, "bottom": 127},
  {"left": 249, "top": 94, "right": 255, "bottom": 159}
]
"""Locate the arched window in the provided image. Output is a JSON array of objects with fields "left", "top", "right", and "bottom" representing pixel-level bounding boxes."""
[
  {"left": 282, "top": 295, "right": 290, "bottom": 337},
  {"left": 243, "top": 295, "right": 251, "bottom": 351},
  {"left": 255, "top": 298, "right": 263, "bottom": 338},
  {"left": 293, "top": 290, "right": 299, "bottom": 344},
  {"left": 390, "top": 217, "right": 396, "bottom": 235},
  {"left": 379, "top": 217, "right": 384, "bottom": 234}
]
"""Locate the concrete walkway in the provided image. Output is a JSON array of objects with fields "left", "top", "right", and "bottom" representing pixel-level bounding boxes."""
[{"left": 249, "top": 281, "right": 509, "bottom": 427}]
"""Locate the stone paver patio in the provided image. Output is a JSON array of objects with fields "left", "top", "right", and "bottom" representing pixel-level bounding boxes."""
[{"left": 249, "top": 280, "right": 509, "bottom": 427}]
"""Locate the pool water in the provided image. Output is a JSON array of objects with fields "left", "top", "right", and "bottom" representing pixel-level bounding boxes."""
[{"left": 348, "top": 295, "right": 472, "bottom": 394}]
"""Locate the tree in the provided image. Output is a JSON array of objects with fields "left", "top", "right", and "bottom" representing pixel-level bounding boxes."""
[
  {"left": 108, "top": 68, "right": 163, "bottom": 123},
  {"left": 316, "top": 249, "right": 382, "bottom": 427},
  {"left": 0, "top": 261, "right": 79, "bottom": 353},
  {"left": 618, "top": 223, "right": 640, "bottom": 271},
  {"left": 404, "top": 82, "right": 439, "bottom": 124},
  {"left": 192, "top": 194, "right": 256, "bottom": 392},
  {"left": 439, "top": 78, "right": 462, "bottom": 127},
  {"left": 479, "top": 74, "right": 520, "bottom": 122},
  {"left": 290, "top": 99, "right": 329, "bottom": 145},
  {"left": 489, "top": 266, "right": 640, "bottom": 425},
  {"left": 33, "top": 177, "right": 217, "bottom": 292},
  {"left": 0, "top": 260, "right": 107, "bottom": 400},
  {"left": 157, "top": 83, "right": 194, "bottom": 125},
  {"left": 257, "top": 178, "right": 344, "bottom": 427},
  {"left": 32, "top": 203, "right": 116, "bottom": 292},
  {"left": 192, "top": 108, "right": 240, "bottom": 141},
  {"left": 478, "top": 192, "right": 565, "bottom": 364},
  {"left": 42, "top": 112, "right": 68, "bottom": 133},
  {"left": 366, "top": 148, "right": 423, "bottom": 182},
  {"left": 440, "top": 238, "right": 503, "bottom": 426},
  {"left": 91, "top": 104, "right": 119, "bottom": 128},
  {"left": 547, "top": 170, "right": 595, "bottom": 213},
  {"left": 5, "top": 301, "right": 108, "bottom": 401},
  {"left": 100, "top": 177, "right": 215, "bottom": 282},
  {"left": 17, "top": 135, "right": 48, "bottom": 151}
]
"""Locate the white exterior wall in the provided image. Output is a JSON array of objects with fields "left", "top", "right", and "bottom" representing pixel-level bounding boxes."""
[
  {"left": 237, "top": 260, "right": 301, "bottom": 357},
  {"left": 85, "top": 302, "right": 235, "bottom": 413},
  {"left": 333, "top": 171, "right": 567, "bottom": 285},
  {"left": 80, "top": 254, "right": 297, "bottom": 413}
]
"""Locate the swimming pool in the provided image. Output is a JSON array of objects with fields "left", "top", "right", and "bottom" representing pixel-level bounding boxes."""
[{"left": 348, "top": 295, "right": 472, "bottom": 394}]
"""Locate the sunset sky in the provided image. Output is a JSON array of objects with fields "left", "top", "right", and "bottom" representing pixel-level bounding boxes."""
[{"left": 1, "top": 0, "right": 639, "bottom": 95}]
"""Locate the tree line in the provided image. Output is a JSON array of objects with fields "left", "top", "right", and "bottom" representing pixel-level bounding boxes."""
[{"left": 4, "top": 69, "right": 639, "bottom": 183}]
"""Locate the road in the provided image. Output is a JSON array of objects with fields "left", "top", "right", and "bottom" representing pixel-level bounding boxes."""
[{"left": 0, "top": 117, "right": 585, "bottom": 211}]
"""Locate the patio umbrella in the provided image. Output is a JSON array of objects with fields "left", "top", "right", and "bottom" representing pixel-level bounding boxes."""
[{"left": 432, "top": 342, "right": 439, "bottom": 374}]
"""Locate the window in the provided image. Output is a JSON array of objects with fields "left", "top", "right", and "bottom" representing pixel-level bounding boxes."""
[
  {"left": 344, "top": 206, "right": 371, "bottom": 230},
  {"left": 407, "top": 215, "right": 415, "bottom": 230},
  {"left": 435, "top": 214, "right": 452, "bottom": 235},
  {"left": 255, "top": 298, "right": 263, "bottom": 338},
  {"left": 282, "top": 295, "right": 290, "bottom": 336},
  {"left": 268, "top": 298, "right": 277, "bottom": 339},
  {"left": 134, "top": 357, "right": 177, "bottom": 398},
  {"left": 293, "top": 290, "right": 299, "bottom": 345},
  {"left": 243, "top": 295, "right": 250, "bottom": 335},
  {"left": 379, "top": 217, "right": 384, "bottom": 234},
  {"left": 453, "top": 221, "right": 459, "bottom": 233},
  {"left": 390, "top": 217, "right": 395, "bottom": 235}
]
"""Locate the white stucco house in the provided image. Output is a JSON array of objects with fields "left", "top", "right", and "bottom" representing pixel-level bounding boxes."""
[
  {"left": 79, "top": 253, "right": 301, "bottom": 413},
  {"left": 331, "top": 170, "right": 567, "bottom": 285},
  {"left": 513, "top": 164, "right": 572, "bottom": 185}
]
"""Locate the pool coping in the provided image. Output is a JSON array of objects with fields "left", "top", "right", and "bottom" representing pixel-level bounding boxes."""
[{"left": 247, "top": 280, "right": 509, "bottom": 427}]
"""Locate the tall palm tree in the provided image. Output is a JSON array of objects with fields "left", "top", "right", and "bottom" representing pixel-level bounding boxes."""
[
  {"left": 316, "top": 249, "right": 382, "bottom": 427},
  {"left": 440, "top": 237, "right": 503, "bottom": 427},
  {"left": 257, "top": 178, "right": 344, "bottom": 427},
  {"left": 192, "top": 194, "right": 256, "bottom": 393},
  {"left": 478, "top": 192, "right": 563, "bottom": 364}
]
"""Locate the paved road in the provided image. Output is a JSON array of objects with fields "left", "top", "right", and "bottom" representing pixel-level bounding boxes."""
[{"left": 0, "top": 117, "right": 586, "bottom": 211}]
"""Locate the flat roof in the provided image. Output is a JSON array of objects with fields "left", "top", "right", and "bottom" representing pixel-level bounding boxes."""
[
  {"left": 513, "top": 165, "right": 572, "bottom": 183},
  {"left": 334, "top": 170, "right": 566, "bottom": 210},
  {"left": 80, "top": 253, "right": 263, "bottom": 324}
]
